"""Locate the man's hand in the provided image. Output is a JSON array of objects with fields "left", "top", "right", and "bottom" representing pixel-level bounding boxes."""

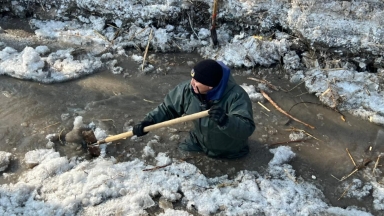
[
  {"left": 132, "top": 120, "right": 153, "bottom": 137},
  {"left": 208, "top": 105, "right": 228, "bottom": 127}
]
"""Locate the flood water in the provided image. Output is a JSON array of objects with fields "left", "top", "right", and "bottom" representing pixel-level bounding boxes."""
[{"left": 1, "top": 17, "right": 384, "bottom": 215}]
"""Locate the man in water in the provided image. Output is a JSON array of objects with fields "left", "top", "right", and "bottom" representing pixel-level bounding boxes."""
[{"left": 133, "top": 59, "right": 255, "bottom": 159}]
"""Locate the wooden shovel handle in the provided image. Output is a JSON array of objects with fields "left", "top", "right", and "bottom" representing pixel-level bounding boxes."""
[
  {"left": 212, "top": 0, "right": 218, "bottom": 26},
  {"left": 101, "top": 110, "right": 209, "bottom": 143}
]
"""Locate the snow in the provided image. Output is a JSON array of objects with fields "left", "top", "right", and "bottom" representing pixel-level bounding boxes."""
[
  {"left": 0, "top": 152, "right": 12, "bottom": 171},
  {"left": 1, "top": 0, "right": 382, "bottom": 125},
  {"left": 1, "top": 0, "right": 384, "bottom": 215},
  {"left": 0, "top": 143, "right": 375, "bottom": 215}
]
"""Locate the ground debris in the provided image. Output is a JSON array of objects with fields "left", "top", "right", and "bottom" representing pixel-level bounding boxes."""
[{"left": 261, "top": 90, "right": 315, "bottom": 129}]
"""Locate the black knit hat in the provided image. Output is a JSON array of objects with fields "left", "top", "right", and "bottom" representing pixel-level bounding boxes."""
[{"left": 191, "top": 59, "right": 223, "bottom": 87}]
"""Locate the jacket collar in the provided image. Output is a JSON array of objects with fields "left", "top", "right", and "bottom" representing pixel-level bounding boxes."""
[{"left": 206, "top": 61, "right": 230, "bottom": 101}]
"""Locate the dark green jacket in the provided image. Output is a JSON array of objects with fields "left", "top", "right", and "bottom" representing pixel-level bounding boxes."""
[{"left": 144, "top": 62, "right": 255, "bottom": 158}]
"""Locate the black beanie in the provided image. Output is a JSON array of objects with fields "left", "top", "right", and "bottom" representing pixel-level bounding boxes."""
[{"left": 191, "top": 59, "right": 223, "bottom": 87}]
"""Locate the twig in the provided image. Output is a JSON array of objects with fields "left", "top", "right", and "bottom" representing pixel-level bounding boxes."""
[
  {"left": 368, "top": 146, "right": 373, "bottom": 152},
  {"left": 287, "top": 80, "right": 306, "bottom": 92},
  {"left": 142, "top": 28, "right": 153, "bottom": 71},
  {"left": 321, "top": 88, "right": 331, "bottom": 96},
  {"left": 340, "top": 168, "right": 358, "bottom": 181},
  {"left": 321, "top": 68, "right": 344, "bottom": 71},
  {"left": 373, "top": 155, "right": 381, "bottom": 175},
  {"left": 42, "top": 122, "right": 60, "bottom": 130},
  {"left": 289, "top": 101, "right": 346, "bottom": 122},
  {"left": 295, "top": 92, "right": 309, "bottom": 97},
  {"left": 112, "top": 29, "right": 121, "bottom": 41},
  {"left": 247, "top": 77, "right": 279, "bottom": 91},
  {"left": 59, "top": 128, "right": 65, "bottom": 143},
  {"left": 260, "top": 111, "right": 269, "bottom": 117},
  {"left": 106, "top": 24, "right": 119, "bottom": 29},
  {"left": 269, "top": 139, "right": 306, "bottom": 146},
  {"left": 100, "top": 119, "right": 115, "bottom": 122},
  {"left": 357, "top": 158, "right": 372, "bottom": 170},
  {"left": 143, "top": 99, "right": 155, "bottom": 103},
  {"left": 39, "top": 1, "right": 46, "bottom": 11},
  {"left": 187, "top": 12, "right": 200, "bottom": 40},
  {"left": 338, "top": 182, "right": 354, "bottom": 200},
  {"left": 331, "top": 174, "right": 342, "bottom": 181},
  {"left": 337, "top": 150, "right": 372, "bottom": 181},
  {"left": 284, "top": 128, "right": 322, "bottom": 142},
  {"left": 217, "top": 182, "right": 238, "bottom": 188},
  {"left": 346, "top": 148, "right": 357, "bottom": 167},
  {"left": 257, "top": 101, "right": 270, "bottom": 112},
  {"left": 261, "top": 90, "right": 315, "bottom": 129},
  {"left": 94, "top": 30, "right": 109, "bottom": 42},
  {"left": 128, "top": 26, "right": 148, "bottom": 41},
  {"left": 136, "top": 27, "right": 149, "bottom": 35},
  {"left": 284, "top": 169, "right": 297, "bottom": 183},
  {"left": 172, "top": 39, "right": 182, "bottom": 50},
  {"left": 299, "top": 97, "right": 309, "bottom": 108},
  {"left": 142, "top": 163, "right": 171, "bottom": 171},
  {"left": 288, "top": 101, "right": 322, "bottom": 113},
  {"left": 178, "top": 156, "right": 195, "bottom": 162}
]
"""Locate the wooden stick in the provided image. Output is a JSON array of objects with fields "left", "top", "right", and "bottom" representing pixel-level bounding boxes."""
[
  {"left": 128, "top": 26, "right": 148, "bottom": 41},
  {"left": 142, "top": 28, "right": 153, "bottom": 71},
  {"left": 340, "top": 168, "right": 358, "bottom": 181},
  {"left": 258, "top": 101, "right": 270, "bottom": 112},
  {"left": 373, "top": 155, "right": 381, "bottom": 175},
  {"left": 142, "top": 163, "right": 171, "bottom": 171},
  {"left": 217, "top": 182, "right": 238, "bottom": 188},
  {"left": 261, "top": 90, "right": 315, "bottom": 129},
  {"left": 284, "top": 127, "right": 322, "bottom": 142},
  {"left": 287, "top": 79, "right": 306, "bottom": 92},
  {"left": 172, "top": 39, "right": 182, "bottom": 50},
  {"left": 346, "top": 148, "right": 357, "bottom": 167},
  {"left": 284, "top": 169, "right": 297, "bottom": 183},
  {"left": 94, "top": 30, "right": 109, "bottom": 42},
  {"left": 106, "top": 24, "right": 119, "bottom": 29},
  {"left": 295, "top": 92, "right": 309, "bottom": 97},
  {"left": 331, "top": 174, "right": 342, "bottom": 181},
  {"left": 59, "top": 128, "right": 65, "bottom": 143},
  {"left": 42, "top": 122, "right": 60, "bottom": 130},
  {"left": 247, "top": 77, "right": 279, "bottom": 91},
  {"left": 338, "top": 182, "right": 353, "bottom": 200},
  {"left": 297, "top": 129, "right": 320, "bottom": 141},
  {"left": 269, "top": 139, "right": 305, "bottom": 146},
  {"left": 210, "top": 0, "right": 219, "bottom": 45},
  {"left": 360, "top": 158, "right": 372, "bottom": 168},
  {"left": 143, "top": 99, "right": 155, "bottom": 103},
  {"left": 95, "top": 110, "right": 209, "bottom": 145},
  {"left": 188, "top": 13, "right": 200, "bottom": 40}
]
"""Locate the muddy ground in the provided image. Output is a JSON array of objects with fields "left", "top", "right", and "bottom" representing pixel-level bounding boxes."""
[{"left": 1, "top": 17, "right": 384, "bottom": 215}]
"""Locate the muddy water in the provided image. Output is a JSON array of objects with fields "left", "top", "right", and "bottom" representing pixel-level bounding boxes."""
[{"left": 1, "top": 19, "right": 384, "bottom": 215}]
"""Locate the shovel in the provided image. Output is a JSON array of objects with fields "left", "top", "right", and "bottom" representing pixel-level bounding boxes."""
[
  {"left": 210, "top": 0, "right": 219, "bottom": 46},
  {"left": 86, "top": 110, "right": 210, "bottom": 156}
]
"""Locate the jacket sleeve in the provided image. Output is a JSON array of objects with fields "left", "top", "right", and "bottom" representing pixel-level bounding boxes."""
[
  {"left": 144, "top": 81, "right": 189, "bottom": 123},
  {"left": 218, "top": 89, "right": 255, "bottom": 139}
]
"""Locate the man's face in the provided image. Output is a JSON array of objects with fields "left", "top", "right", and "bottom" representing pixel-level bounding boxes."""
[{"left": 190, "top": 78, "right": 213, "bottom": 94}]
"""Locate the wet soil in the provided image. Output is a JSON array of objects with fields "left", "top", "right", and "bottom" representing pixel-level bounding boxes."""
[{"left": 1, "top": 17, "right": 384, "bottom": 215}]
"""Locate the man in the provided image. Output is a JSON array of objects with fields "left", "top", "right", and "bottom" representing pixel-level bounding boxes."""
[{"left": 133, "top": 59, "right": 255, "bottom": 159}]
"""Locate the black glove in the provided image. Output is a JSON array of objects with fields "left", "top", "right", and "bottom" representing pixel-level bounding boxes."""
[
  {"left": 208, "top": 105, "right": 228, "bottom": 127},
  {"left": 132, "top": 120, "right": 153, "bottom": 137}
]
